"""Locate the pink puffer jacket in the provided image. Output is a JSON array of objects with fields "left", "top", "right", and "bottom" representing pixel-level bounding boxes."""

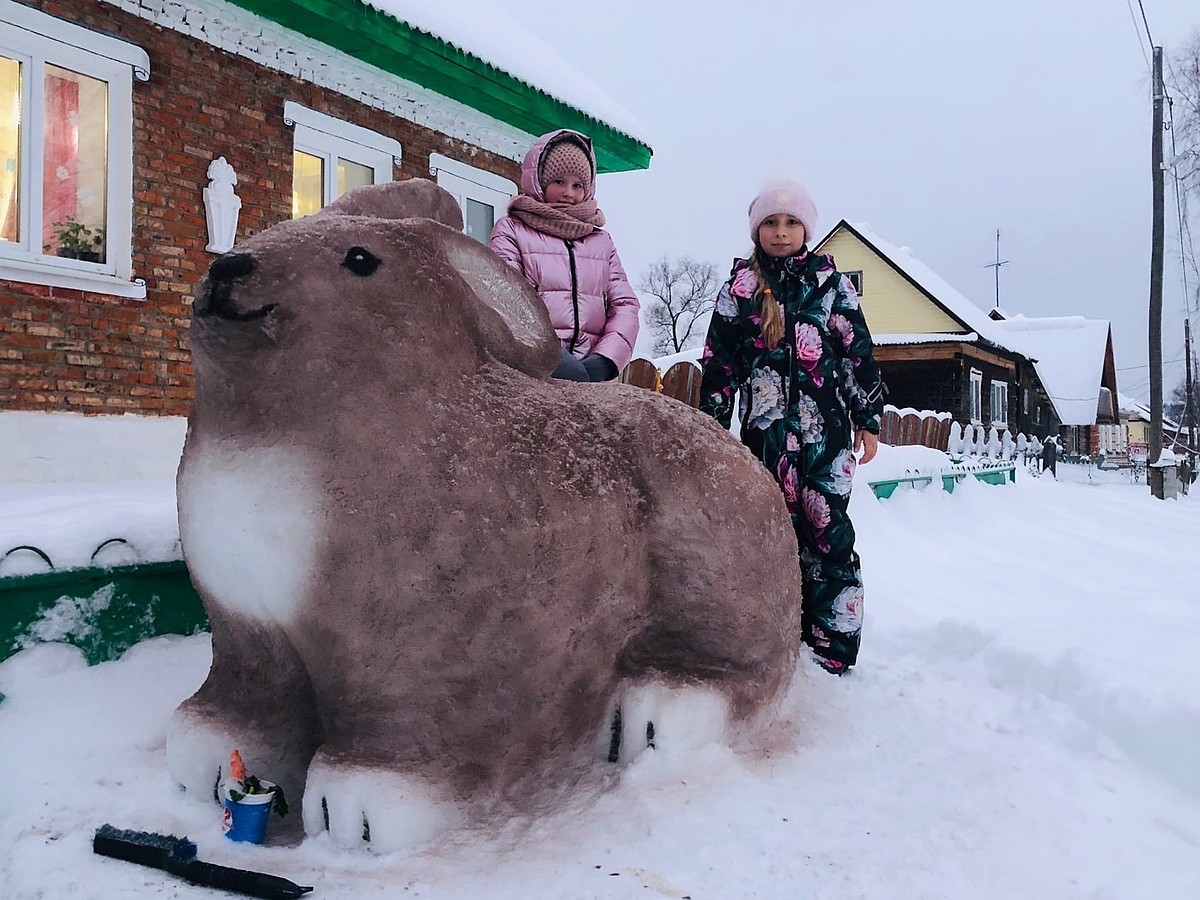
[{"left": 488, "top": 131, "right": 640, "bottom": 371}]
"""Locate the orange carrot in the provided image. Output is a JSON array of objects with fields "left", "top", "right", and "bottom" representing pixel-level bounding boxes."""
[{"left": 229, "top": 748, "right": 246, "bottom": 783}]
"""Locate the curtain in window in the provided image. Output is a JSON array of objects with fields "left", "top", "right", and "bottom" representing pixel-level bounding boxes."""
[
  {"left": 0, "top": 56, "right": 19, "bottom": 244},
  {"left": 42, "top": 70, "right": 80, "bottom": 250}
]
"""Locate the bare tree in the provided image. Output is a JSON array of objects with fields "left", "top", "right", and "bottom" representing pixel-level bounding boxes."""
[
  {"left": 638, "top": 255, "right": 721, "bottom": 357},
  {"left": 1170, "top": 31, "right": 1200, "bottom": 301},
  {"left": 1166, "top": 378, "right": 1189, "bottom": 421},
  {"left": 1170, "top": 29, "right": 1200, "bottom": 199}
]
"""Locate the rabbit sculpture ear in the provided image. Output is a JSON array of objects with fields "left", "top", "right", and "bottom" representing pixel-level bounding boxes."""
[
  {"left": 320, "top": 178, "right": 465, "bottom": 231},
  {"left": 408, "top": 219, "right": 561, "bottom": 378}
]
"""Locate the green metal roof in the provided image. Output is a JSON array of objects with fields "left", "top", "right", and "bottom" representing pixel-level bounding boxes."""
[{"left": 226, "top": 0, "right": 652, "bottom": 173}]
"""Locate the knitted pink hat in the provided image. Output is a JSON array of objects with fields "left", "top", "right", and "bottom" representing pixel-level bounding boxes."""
[
  {"left": 747, "top": 178, "right": 818, "bottom": 243},
  {"left": 539, "top": 139, "right": 593, "bottom": 192}
]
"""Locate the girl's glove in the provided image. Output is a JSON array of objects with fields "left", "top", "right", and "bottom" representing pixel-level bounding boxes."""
[{"left": 581, "top": 354, "right": 617, "bottom": 382}]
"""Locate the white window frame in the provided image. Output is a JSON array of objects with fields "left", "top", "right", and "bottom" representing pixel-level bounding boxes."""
[
  {"left": 0, "top": 1, "right": 148, "bottom": 299},
  {"left": 990, "top": 380, "right": 1009, "bottom": 426},
  {"left": 284, "top": 102, "right": 400, "bottom": 213},
  {"left": 429, "top": 152, "right": 516, "bottom": 241},
  {"left": 969, "top": 369, "right": 983, "bottom": 424},
  {"left": 844, "top": 270, "right": 864, "bottom": 296}
]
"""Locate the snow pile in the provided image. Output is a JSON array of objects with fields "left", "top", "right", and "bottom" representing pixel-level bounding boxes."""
[
  {"left": 0, "top": 481, "right": 179, "bottom": 577},
  {"left": 0, "top": 412, "right": 185, "bottom": 484},
  {"left": 0, "top": 451, "right": 1198, "bottom": 898}
]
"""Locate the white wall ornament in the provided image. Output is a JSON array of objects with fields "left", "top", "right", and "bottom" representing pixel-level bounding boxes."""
[{"left": 203, "top": 157, "right": 242, "bottom": 254}]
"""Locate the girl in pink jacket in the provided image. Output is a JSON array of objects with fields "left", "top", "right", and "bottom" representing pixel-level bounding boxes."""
[{"left": 489, "top": 129, "right": 640, "bottom": 382}]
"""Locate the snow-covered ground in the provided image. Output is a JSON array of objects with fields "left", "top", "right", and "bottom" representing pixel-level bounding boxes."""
[{"left": 1, "top": 448, "right": 1198, "bottom": 899}]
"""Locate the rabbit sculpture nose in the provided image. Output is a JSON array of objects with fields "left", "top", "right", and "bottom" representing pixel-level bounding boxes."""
[
  {"left": 195, "top": 253, "right": 274, "bottom": 320},
  {"left": 208, "top": 252, "right": 256, "bottom": 282}
]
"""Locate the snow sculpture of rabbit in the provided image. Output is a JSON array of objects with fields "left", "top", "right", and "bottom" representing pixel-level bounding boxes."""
[{"left": 167, "top": 178, "right": 802, "bottom": 852}]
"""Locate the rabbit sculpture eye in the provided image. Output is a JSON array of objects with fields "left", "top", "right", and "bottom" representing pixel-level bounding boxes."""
[{"left": 342, "top": 246, "right": 380, "bottom": 276}]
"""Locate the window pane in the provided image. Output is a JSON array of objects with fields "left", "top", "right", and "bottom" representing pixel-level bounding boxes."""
[
  {"left": 42, "top": 65, "right": 108, "bottom": 262},
  {"left": 0, "top": 56, "right": 19, "bottom": 245},
  {"left": 293, "top": 150, "right": 324, "bottom": 218},
  {"left": 337, "top": 158, "right": 373, "bottom": 198},
  {"left": 464, "top": 198, "right": 494, "bottom": 242}
]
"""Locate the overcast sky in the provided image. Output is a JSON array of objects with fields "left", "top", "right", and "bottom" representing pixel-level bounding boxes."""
[{"left": 504, "top": 0, "right": 1199, "bottom": 402}]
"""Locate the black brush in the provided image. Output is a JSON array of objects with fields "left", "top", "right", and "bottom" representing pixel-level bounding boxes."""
[{"left": 93, "top": 824, "right": 313, "bottom": 898}]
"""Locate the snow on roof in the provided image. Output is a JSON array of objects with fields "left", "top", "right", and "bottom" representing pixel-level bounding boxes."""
[
  {"left": 991, "top": 315, "right": 1111, "bottom": 426},
  {"left": 365, "top": 1, "right": 648, "bottom": 144},
  {"left": 1119, "top": 392, "right": 1149, "bottom": 418},
  {"left": 1118, "top": 392, "right": 1180, "bottom": 428},
  {"left": 873, "top": 332, "right": 981, "bottom": 345},
  {"left": 837, "top": 222, "right": 1011, "bottom": 349}
]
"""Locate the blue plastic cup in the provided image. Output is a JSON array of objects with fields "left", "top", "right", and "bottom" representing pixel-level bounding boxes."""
[{"left": 221, "top": 781, "right": 275, "bottom": 844}]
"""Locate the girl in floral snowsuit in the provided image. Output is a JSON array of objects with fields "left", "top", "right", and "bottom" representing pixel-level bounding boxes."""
[{"left": 699, "top": 179, "right": 885, "bottom": 674}]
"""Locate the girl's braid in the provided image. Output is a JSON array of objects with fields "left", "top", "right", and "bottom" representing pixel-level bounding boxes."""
[{"left": 749, "top": 250, "right": 785, "bottom": 350}]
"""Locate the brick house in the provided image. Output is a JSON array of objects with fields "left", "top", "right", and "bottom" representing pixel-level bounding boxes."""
[{"left": 0, "top": 0, "right": 650, "bottom": 479}]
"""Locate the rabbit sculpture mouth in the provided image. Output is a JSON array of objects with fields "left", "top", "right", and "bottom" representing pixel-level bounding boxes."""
[{"left": 168, "top": 178, "right": 804, "bottom": 855}]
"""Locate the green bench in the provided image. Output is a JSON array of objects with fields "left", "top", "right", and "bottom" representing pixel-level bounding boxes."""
[
  {"left": 1, "top": 560, "right": 206, "bottom": 666},
  {"left": 869, "top": 461, "right": 1016, "bottom": 500}
]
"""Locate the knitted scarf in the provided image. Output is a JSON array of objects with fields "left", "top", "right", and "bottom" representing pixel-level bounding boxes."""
[{"left": 508, "top": 194, "right": 606, "bottom": 240}]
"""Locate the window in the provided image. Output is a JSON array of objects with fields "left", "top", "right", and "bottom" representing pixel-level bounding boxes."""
[
  {"left": 0, "top": 1, "right": 147, "bottom": 298},
  {"left": 844, "top": 270, "right": 864, "bottom": 295},
  {"left": 429, "top": 153, "right": 517, "bottom": 242},
  {"left": 1022, "top": 388, "right": 1029, "bottom": 415},
  {"left": 990, "top": 380, "right": 1009, "bottom": 425},
  {"left": 969, "top": 369, "right": 982, "bottom": 423},
  {"left": 1099, "top": 424, "right": 1127, "bottom": 454},
  {"left": 284, "top": 102, "right": 400, "bottom": 218}
]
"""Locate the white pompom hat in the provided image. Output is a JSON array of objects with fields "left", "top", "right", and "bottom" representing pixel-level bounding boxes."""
[{"left": 747, "top": 178, "right": 818, "bottom": 244}]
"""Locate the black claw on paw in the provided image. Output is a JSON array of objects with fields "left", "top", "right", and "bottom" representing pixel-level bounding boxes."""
[
  {"left": 646, "top": 721, "right": 656, "bottom": 750},
  {"left": 321, "top": 796, "right": 330, "bottom": 832},
  {"left": 362, "top": 814, "right": 371, "bottom": 843},
  {"left": 607, "top": 706, "right": 623, "bottom": 763}
]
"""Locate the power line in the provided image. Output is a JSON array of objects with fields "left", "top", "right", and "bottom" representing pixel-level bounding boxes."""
[
  {"left": 1117, "top": 354, "right": 1189, "bottom": 372},
  {"left": 1125, "top": 0, "right": 1151, "bottom": 69},
  {"left": 1136, "top": 0, "right": 1155, "bottom": 50}
]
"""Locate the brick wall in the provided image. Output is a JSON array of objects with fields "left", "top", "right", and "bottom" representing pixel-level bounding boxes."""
[{"left": 1, "top": 0, "right": 521, "bottom": 416}]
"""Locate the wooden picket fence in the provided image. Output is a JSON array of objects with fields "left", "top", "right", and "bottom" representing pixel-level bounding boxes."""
[
  {"left": 619, "top": 360, "right": 1023, "bottom": 498},
  {"left": 620, "top": 358, "right": 702, "bottom": 408},
  {"left": 878, "top": 407, "right": 954, "bottom": 451},
  {"left": 622, "top": 360, "right": 956, "bottom": 454}
]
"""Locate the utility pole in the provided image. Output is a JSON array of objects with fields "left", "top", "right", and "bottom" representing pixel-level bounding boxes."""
[
  {"left": 984, "top": 229, "right": 1009, "bottom": 310},
  {"left": 1187, "top": 317, "right": 1196, "bottom": 463},
  {"left": 1149, "top": 46, "right": 1166, "bottom": 492}
]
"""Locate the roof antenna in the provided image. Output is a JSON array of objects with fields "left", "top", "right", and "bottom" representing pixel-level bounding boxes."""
[{"left": 984, "top": 228, "right": 1010, "bottom": 310}]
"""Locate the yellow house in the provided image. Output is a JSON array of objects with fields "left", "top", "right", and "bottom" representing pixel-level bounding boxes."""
[
  {"left": 1121, "top": 395, "right": 1189, "bottom": 455},
  {"left": 813, "top": 220, "right": 1118, "bottom": 445}
]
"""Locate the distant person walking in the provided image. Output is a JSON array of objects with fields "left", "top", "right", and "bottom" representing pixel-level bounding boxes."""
[
  {"left": 1041, "top": 436, "right": 1058, "bottom": 478},
  {"left": 698, "top": 178, "right": 886, "bottom": 676}
]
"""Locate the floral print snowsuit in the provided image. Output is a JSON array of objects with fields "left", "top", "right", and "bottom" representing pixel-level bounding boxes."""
[{"left": 699, "top": 250, "right": 885, "bottom": 668}]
